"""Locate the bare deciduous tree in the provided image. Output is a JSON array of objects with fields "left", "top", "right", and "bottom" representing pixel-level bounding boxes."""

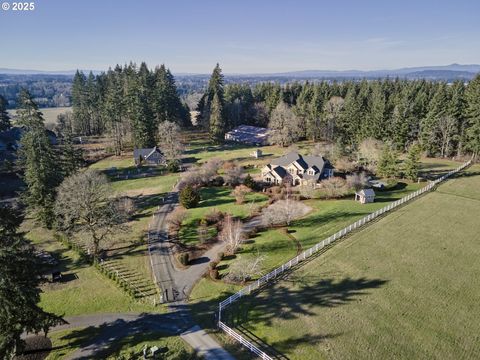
[
  {"left": 261, "top": 198, "right": 310, "bottom": 227},
  {"left": 346, "top": 172, "right": 369, "bottom": 191},
  {"left": 299, "top": 184, "right": 317, "bottom": 199},
  {"left": 320, "top": 177, "right": 349, "bottom": 199},
  {"left": 323, "top": 96, "right": 344, "bottom": 141},
  {"left": 437, "top": 115, "right": 457, "bottom": 158},
  {"left": 179, "top": 158, "right": 223, "bottom": 188},
  {"left": 158, "top": 121, "right": 185, "bottom": 161},
  {"left": 223, "top": 161, "right": 245, "bottom": 186},
  {"left": 357, "top": 138, "right": 384, "bottom": 171},
  {"left": 268, "top": 102, "right": 304, "bottom": 147},
  {"left": 226, "top": 254, "right": 265, "bottom": 283},
  {"left": 55, "top": 170, "right": 128, "bottom": 255},
  {"left": 334, "top": 157, "right": 357, "bottom": 173},
  {"left": 115, "top": 196, "right": 136, "bottom": 219},
  {"left": 166, "top": 206, "right": 187, "bottom": 239},
  {"left": 232, "top": 184, "right": 252, "bottom": 204},
  {"left": 219, "top": 215, "right": 244, "bottom": 254}
]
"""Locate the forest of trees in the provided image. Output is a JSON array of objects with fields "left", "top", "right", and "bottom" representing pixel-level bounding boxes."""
[
  {"left": 68, "top": 63, "right": 190, "bottom": 154},
  {"left": 194, "top": 67, "right": 480, "bottom": 157},
  {"left": 64, "top": 62, "right": 480, "bottom": 158}
]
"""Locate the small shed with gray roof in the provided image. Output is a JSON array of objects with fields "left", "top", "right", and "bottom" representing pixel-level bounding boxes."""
[{"left": 355, "top": 188, "right": 376, "bottom": 204}]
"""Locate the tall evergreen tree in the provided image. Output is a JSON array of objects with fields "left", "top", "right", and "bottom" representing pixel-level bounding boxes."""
[
  {"left": 403, "top": 143, "right": 421, "bottom": 181},
  {"left": 0, "top": 95, "right": 10, "bottom": 131},
  {"left": 17, "top": 91, "right": 60, "bottom": 227},
  {"left": 104, "top": 66, "right": 126, "bottom": 155},
  {"left": 0, "top": 206, "right": 64, "bottom": 359},
  {"left": 209, "top": 92, "right": 226, "bottom": 143},
  {"left": 377, "top": 144, "right": 399, "bottom": 178},
  {"left": 465, "top": 74, "right": 480, "bottom": 156},
  {"left": 420, "top": 83, "right": 449, "bottom": 155},
  {"left": 71, "top": 71, "right": 89, "bottom": 135}
]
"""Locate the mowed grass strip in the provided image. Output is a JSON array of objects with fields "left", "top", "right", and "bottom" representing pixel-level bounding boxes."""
[{"left": 238, "top": 165, "right": 480, "bottom": 360}]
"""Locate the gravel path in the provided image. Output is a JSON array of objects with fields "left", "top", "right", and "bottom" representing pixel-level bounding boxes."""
[{"left": 148, "top": 189, "right": 235, "bottom": 360}]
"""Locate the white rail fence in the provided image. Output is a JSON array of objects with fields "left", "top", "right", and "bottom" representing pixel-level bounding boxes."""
[{"left": 218, "top": 159, "right": 472, "bottom": 360}]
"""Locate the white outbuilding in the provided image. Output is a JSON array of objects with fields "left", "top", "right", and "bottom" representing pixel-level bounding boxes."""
[{"left": 355, "top": 188, "right": 376, "bottom": 204}]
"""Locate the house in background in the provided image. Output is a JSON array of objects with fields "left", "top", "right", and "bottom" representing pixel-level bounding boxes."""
[
  {"left": 355, "top": 188, "right": 376, "bottom": 204},
  {"left": 133, "top": 147, "right": 166, "bottom": 166},
  {"left": 261, "top": 152, "right": 334, "bottom": 186},
  {"left": 224, "top": 125, "right": 271, "bottom": 146}
]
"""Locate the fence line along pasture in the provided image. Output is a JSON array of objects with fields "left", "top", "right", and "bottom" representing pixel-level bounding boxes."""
[{"left": 217, "top": 159, "right": 473, "bottom": 360}]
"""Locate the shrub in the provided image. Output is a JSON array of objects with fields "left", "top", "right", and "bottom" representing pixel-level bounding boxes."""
[
  {"left": 178, "top": 252, "right": 189, "bottom": 266},
  {"left": 217, "top": 251, "right": 224, "bottom": 261},
  {"left": 205, "top": 209, "right": 224, "bottom": 225},
  {"left": 179, "top": 185, "right": 200, "bottom": 208},
  {"left": 346, "top": 172, "right": 369, "bottom": 191},
  {"left": 209, "top": 261, "right": 218, "bottom": 270},
  {"left": 167, "top": 207, "right": 187, "bottom": 238},
  {"left": 319, "top": 177, "right": 350, "bottom": 199},
  {"left": 232, "top": 184, "right": 252, "bottom": 204},
  {"left": 167, "top": 160, "right": 180, "bottom": 173},
  {"left": 197, "top": 219, "right": 209, "bottom": 244},
  {"left": 210, "top": 269, "right": 219, "bottom": 280},
  {"left": 243, "top": 174, "right": 256, "bottom": 189}
]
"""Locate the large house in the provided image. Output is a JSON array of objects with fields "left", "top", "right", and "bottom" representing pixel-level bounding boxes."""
[
  {"left": 133, "top": 146, "right": 166, "bottom": 166},
  {"left": 224, "top": 125, "right": 271, "bottom": 146},
  {"left": 262, "top": 152, "right": 334, "bottom": 186}
]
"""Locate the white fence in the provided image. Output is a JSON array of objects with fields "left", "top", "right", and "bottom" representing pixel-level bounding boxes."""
[{"left": 218, "top": 159, "right": 472, "bottom": 360}]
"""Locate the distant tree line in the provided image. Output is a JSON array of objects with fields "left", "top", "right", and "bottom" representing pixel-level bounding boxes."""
[
  {"left": 0, "top": 74, "right": 72, "bottom": 108},
  {"left": 197, "top": 65, "right": 480, "bottom": 157},
  {"left": 69, "top": 63, "right": 190, "bottom": 154}
]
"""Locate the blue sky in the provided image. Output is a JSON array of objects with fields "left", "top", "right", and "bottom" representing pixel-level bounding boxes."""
[{"left": 0, "top": 0, "right": 479, "bottom": 73}]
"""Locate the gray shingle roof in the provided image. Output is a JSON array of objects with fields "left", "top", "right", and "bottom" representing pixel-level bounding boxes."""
[
  {"left": 357, "top": 188, "right": 376, "bottom": 197},
  {"left": 271, "top": 152, "right": 327, "bottom": 173}
]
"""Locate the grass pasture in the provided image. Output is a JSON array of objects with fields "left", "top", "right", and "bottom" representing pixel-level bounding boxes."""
[
  {"left": 232, "top": 165, "right": 480, "bottom": 360},
  {"left": 23, "top": 220, "right": 158, "bottom": 317}
]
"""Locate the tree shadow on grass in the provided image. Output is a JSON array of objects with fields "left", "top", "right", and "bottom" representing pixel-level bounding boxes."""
[
  {"left": 227, "top": 276, "right": 388, "bottom": 328},
  {"left": 186, "top": 273, "right": 387, "bottom": 359},
  {"left": 56, "top": 313, "right": 187, "bottom": 360}
]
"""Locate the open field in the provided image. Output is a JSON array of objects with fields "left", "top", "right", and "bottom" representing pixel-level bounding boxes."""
[
  {"left": 231, "top": 165, "right": 480, "bottom": 360},
  {"left": 8, "top": 106, "right": 72, "bottom": 127}
]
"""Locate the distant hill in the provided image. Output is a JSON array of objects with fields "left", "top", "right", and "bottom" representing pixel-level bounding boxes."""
[
  {"left": 0, "top": 68, "right": 100, "bottom": 75},
  {"left": 260, "top": 64, "right": 480, "bottom": 80},
  {"left": 0, "top": 63, "right": 479, "bottom": 80}
]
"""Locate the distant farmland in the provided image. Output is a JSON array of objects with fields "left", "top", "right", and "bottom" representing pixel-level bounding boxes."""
[
  {"left": 237, "top": 165, "right": 480, "bottom": 360},
  {"left": 8, "top": 106, "right": 71, "bottom": 128}
]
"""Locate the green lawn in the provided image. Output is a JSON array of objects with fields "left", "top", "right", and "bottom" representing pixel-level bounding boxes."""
[
  {"left": 23, "top": 220, "right": 159, "bottom": 317},
  {"left": 233, "top": 165, "right": 480, "bottom": 360}
]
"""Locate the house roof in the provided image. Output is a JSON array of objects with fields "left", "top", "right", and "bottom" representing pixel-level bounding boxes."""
[
  {"left": 272, "top": 152, "right": 329, "bottom": 172},
  {"left": 357, "top": 188, "right": 376, "bottom": 197},
  {"left": 271, "top": 166, "right": 287, "bottom": 179},
  {"left": 133, "top": 146, "right": 164, "bottom": 160},
  {"left": 225, "top": 125, "right": 271, "bottom": 144}
]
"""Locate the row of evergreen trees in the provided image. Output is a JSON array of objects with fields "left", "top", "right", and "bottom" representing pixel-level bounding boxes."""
[
  {"left": 198, "top": 65, "right": 480, "bottom": 157},
  {"left": 15, "top": 90, "right": 81, "bottom": 227},
  {"left": 71, "top": 63, "right": 189, "bottom": 154}
]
